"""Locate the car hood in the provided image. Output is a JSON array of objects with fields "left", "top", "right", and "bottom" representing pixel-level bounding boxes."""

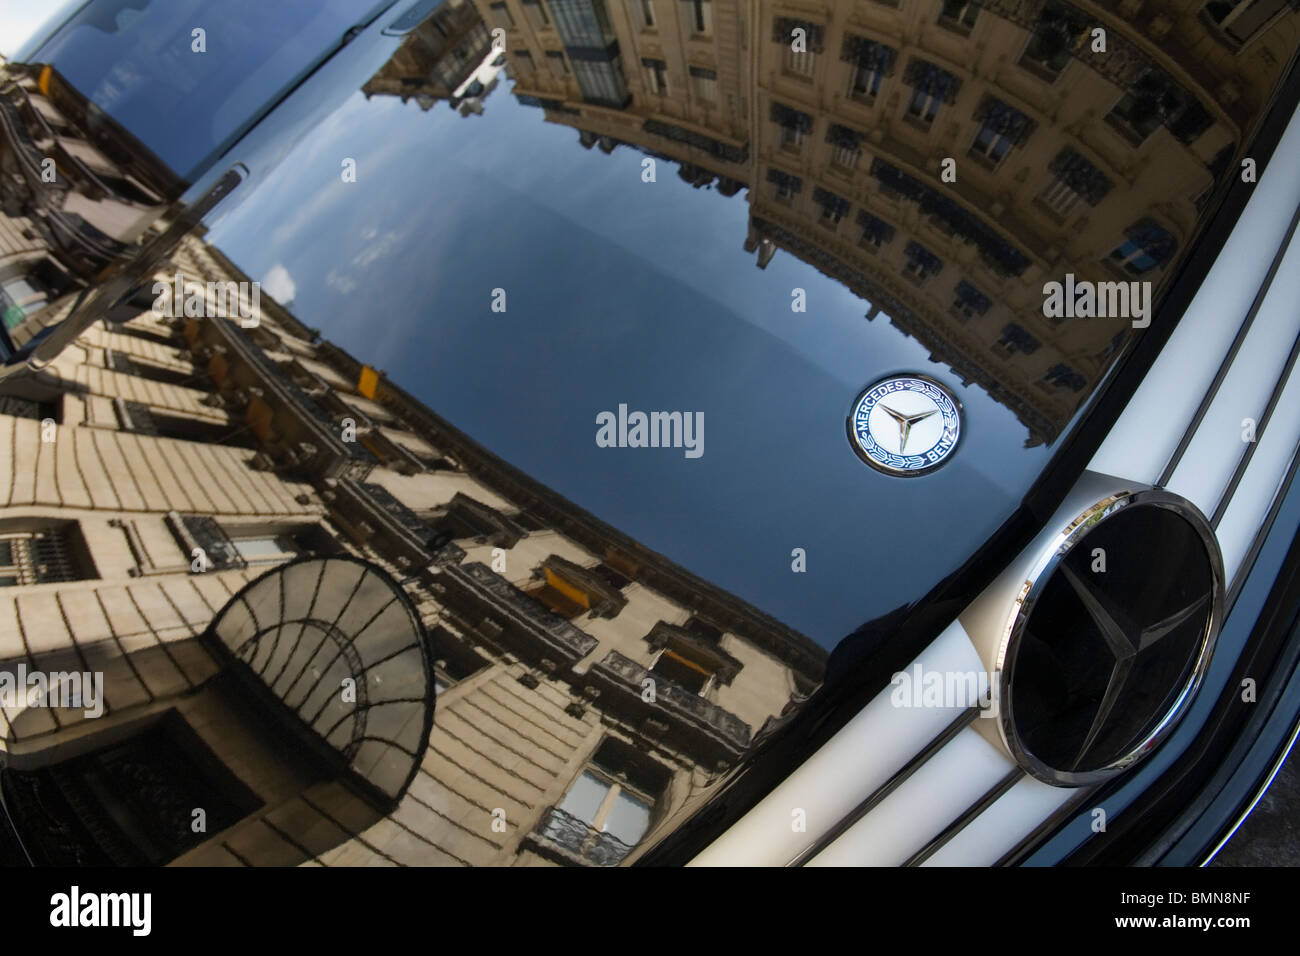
[
  {"left": 185, "top": 14, "right": 1260, "bottom": 658},
  {"left": 23, "top": 0, "right": 1282, "bottom": 661}
]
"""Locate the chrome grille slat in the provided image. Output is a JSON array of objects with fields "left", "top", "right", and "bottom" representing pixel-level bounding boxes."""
[
  {"left": 902, "top": 769, "right": 1025, "bottom": 867},
  {"left": 1210, "top": 321, "right": 1300, "bottom": 527},
  {"left": 1226, "top": 429, "right": 1300, "bottom": 611},
  {"left": 789, "top": 706, "right": 978, "bottom": 866},
  {"left": 991, "top": 788, "right": 1098, "bottom": 867},
  {"left": 1157, "top": 198, "right": 1300, "bottom": 490}
]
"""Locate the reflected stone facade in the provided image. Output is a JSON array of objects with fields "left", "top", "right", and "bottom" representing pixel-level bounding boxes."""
[
  {"left": 478, "top": 0, "right": 1298, "bottom": 442},
  {"left": 0, "top": 225, "right": 823, "bottom": 865},
  {"left": 361, "top": 0, "right": 497, "bottom": 112}
]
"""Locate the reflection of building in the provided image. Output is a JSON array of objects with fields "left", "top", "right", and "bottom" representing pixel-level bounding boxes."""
[
  {"left": 0, "top": 65, "right": 173, "bottom": 355},
  {"left": 361, "top": 0, "right": 496, "bottom": 113},
  {"left": 747, "top": 0, "right": 1266, "bottom": 444},
  {"left": 0, "top": 231, "right": 823, "bottom": 866},
  {"left": 478, "top": 0, "right": 1296, "bottom": 443},
  {"left": 487, "top": 0, "right": 751, "bottom": 191}
]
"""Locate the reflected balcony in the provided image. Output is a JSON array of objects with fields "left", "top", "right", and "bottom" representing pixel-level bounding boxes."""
[
  {"left": 584, "top": 651, "right": 752, "bottom": 767},
  {"left": 433, "top": 562, "right": 599, "bottom": 668},
  {"left": 524, "top": 806, "right": 634, "bottom": 867}
]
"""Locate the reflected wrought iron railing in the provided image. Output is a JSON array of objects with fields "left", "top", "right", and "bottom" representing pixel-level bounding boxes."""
[
  {"left": 442, "top": 562, "right": 598, "bottom": 661},
  {"left": 597, "top": 651, "right": 752, "bottom": 749},
  {"left": 531, "top": 806, "right": 634, "bottom": 866}
]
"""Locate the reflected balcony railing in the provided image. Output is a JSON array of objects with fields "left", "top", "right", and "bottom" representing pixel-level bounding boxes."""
[
  {"left": 437, "top": 562, "right": 598, "bottom": 665},
  {"left": 586, "top": 651, "right": 752, "bottom": 765},
  {"left": 528, "top": 806, "right": 635, "bottom": 867}
]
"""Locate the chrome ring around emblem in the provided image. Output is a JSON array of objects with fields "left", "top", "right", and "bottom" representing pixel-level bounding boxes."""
[
  {"left": 847, "top": 374, "right": 962, "bottom": 476},
  {"left": 995, "top": 489, "right": 1225, "bottom": 787}
]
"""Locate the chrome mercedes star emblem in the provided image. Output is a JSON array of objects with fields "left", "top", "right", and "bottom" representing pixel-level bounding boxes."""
[
  {"left": 848, "top": 375, "right": 961, "bottom": 475},
  {"left": 1058, "top": 562, "right": 1210, "bottom": 771}
]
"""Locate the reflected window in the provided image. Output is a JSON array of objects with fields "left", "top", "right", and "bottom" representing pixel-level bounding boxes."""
[
  {"left": 0, "top": 395, "right": 59, "bottom": 424},
  {"left": 970, "top": 97, "right": 1035, "bottom": 165},
  {"left": 774, "top": 17, "right": 823, "bottom": 78},
  {"left": 1202, "top": 0, "right": 1289, "bottom": 49},
  {"left": 642, "top": 57, "right": 668, "bottom": 93},
  {"left": 651, "top": 647, "right": 714, "bottom": 694},
  {"left": 589, "top": 562, "right": 632, "bottom": 590},
  {"left": 994, "top": 323, "right": 1041, "bottom": 357},
  {"left": 0, "top": 712, "right": 261, "bottom": 865},
  {"left": 1106, "top": 70, "right": 1210, "bottom": 147},
  {"left": 771, "top": 102, "right": 812, "bottom": 150},
  {"left": 682, "top": 616, "right": 725, "bottom": 644},
  {"left": 857, "top": 211, "right": 896, "bottom": 250},
  {"left": 552, "top": 0, "right": 619, "bottom": 45},
  {"left": 908, "top": 88, "right": 942, "bottom": 125},
  {"left": 525, "top": 577, "right": 586, "bottom": 619},
  {"left": 1038, "top": 147, "right": 1112, "bottom": 219},
  {"left": 686, "top": 0, "right": 712, "bottom": 36},
  {"left": 424, "top": 494, "right": 524, "bottom": 549},
  {"left": 542, "top": 739, "right": 668, "bottom": 865},
  {"left": 1, "top": 276, "right": 49, "bottom": 331},
  {"left": 1019, "top": 1, "right": 1087, "bottom": 81},
  {"left": 2, "top": 259, "right": 74, "bottom": 336},
  {"left": 903, "top": 59, "right": 961, "bottom": 127},
  {"left": 0, "top": 524, "right": 94, "bottom": 587},
  {"left": 972, "top": 125, "right": 1013, "bottom": 162},
  {"left": 230, "top": 533, "right": 300, "bottom": 565},
  {"left": 952, "top": 280, "right": 992, "bottom": 322},
  {"left": 112, "top": 400, "right": 257, "bottom": 449},
  {"left": 813, "top": 187, "right": 850, "bottom": 229},
  {"left": 1040, "top": 363, "right": 1087, "bottom": 392},
  {"left": 1109, "top": 219, "right": 1177, "bottom": 276},
  {"left": 903, "top": 241, "right": 944, "bottom": 282},
  {"left": 104, "top": 349, "right": 198, "bottom": 388},
  {"left": 766, "top": 168, "right": 802, "bottom": 203},
  {"left": 636, "top": 0, "right": 656, "bottom": 29},
  {"left": 842, "top": 36, "right": 895, "bottom": 103},
  {"left": 690, "top": 66, "right": 718, "bottom": 103},
  {"left": 827, "top": 123, "right": 864, "bottom": 169},
  {"left": 513, "top": 49, "right": 535, "bottom": 74},
  {"left": 573, "top": 58, "right": 631, "bottom": 107},
  {"left": 938, "top": 0, "right": 983, "bottom": 35}
]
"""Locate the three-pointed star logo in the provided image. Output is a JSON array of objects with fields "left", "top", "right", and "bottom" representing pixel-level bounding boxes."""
[
  {"left": 878, "top": 403, "right": 938, "bottom": 453},
  {"left": 1059, "top": 562, "right": 1210, "bottom": 771}
]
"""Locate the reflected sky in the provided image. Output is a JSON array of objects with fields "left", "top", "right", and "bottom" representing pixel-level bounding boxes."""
[{"left": 209, "top": 86, "right": 1053, "bottom": 646}]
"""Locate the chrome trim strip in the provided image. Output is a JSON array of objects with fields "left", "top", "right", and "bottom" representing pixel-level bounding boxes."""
[
  {"left": 789, "top": 706, "right": 979, "bottom": 866},
  {"left": 991, "top": 787, "right": 1097, "bottom": 866},
  {"left": 1210, "top": 323, "right": 1300, "bottom": 527},
  {"left": 1200, "top": 709, "right": 1300, "bottom": 865},
  {"left": 1227, "top": 431, "right": 1300, "bottom": 612},
  {"left": 902, "top": 769, "right": 1025, "bottom": 867},
  {"left": 1156, "top": 199, "right": 1300, "bottom": 490}
]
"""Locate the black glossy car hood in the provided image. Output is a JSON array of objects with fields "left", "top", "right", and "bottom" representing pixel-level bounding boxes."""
[
  {"left": 24, "top": 0, "right": 1290, "bottom": 658},
  {"left": 204, "top": 91, "right": 1064, "bottom": 648},
  {"left": 191, "top": 12, "right": 1280, "bottom": 656}
]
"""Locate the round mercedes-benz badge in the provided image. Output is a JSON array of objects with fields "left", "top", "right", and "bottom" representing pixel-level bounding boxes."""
[{"left": 848, "top": 375, "right": 961, "bottom": 476}]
